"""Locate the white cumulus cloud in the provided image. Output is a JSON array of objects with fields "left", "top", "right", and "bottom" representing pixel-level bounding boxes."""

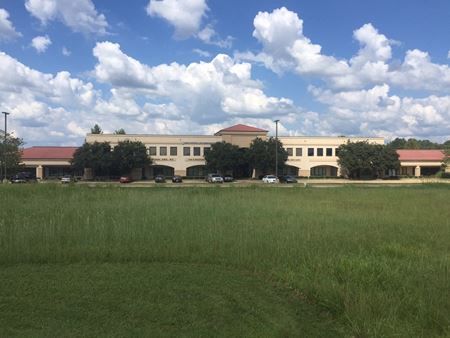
[
  {"left": 31, "top": 35, "right": 52, "bottom": 53},
  {"left": 0, "top": 8, "right": 22, "bottom": 41},
  {"left": 25, "top": 0, "right": 108, "bottom": 35},
  {"left": 92, "top": 41, "right": 297, "bottom": 123},
  {"left": 147, "top": 0, "right": 208, "bottom": 39}
]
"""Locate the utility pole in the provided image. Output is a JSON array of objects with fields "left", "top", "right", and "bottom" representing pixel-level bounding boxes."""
[
  {"left": 2, "top": 112, "right": 9, "bottom": 183},
  {"left": 274, "top": 119, "right": 279, "bottom": 178}
]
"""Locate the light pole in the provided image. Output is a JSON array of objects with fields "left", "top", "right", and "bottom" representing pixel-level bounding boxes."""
[
  {"left": 274, "top": 119, "right": 279, "bottom": 178},
  {"left": 2, "top": 112, "right": 9, "bottom": 183}
]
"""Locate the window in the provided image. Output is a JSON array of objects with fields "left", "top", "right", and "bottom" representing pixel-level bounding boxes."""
[
  {"left": 193, "top": 147, "right": 201, "bottom": 156},
  {"left": 295, "top": 148, "right": 302, "bottom": 156},
  {"left": 170, "top": 147, "right": 177, "bottom": 156},
  {"left": 204, "top": 147, "right": 211, "bottom": 155},
  {"left": 311, "top": 166, "right": 326, "bottom": 177},
  {"left": 149, "top": 146, "right": 156, "bottom": 156},
  {"left": 317, "top": 148, "right": 323, "bottom": 156},
  {"left": 160, "top": 146, "right": 167, "bottom": 156},
  {"left": 308, "top": 148, "right": 314, "bottom": 156},
  {"left": 183, "top": 147, "right": 190, "bottom": 156},
  {"left": 326, "top": 148, "right": 333, "bottom": 156},
  {"left": 286, "top": 148, "right": 293, "bottom": 156}
]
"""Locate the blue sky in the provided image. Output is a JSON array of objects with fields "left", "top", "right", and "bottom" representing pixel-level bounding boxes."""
[{"left": 0, "top": 0, "right": 449, "bottom": 145}]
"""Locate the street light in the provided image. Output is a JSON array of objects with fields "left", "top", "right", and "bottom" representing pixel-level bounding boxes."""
[
  {"left": 274, "top": 119, "right": 279, "bottom": 178},
  {"left": 2, "top": 112, "right": 9, "bottom": 183}
]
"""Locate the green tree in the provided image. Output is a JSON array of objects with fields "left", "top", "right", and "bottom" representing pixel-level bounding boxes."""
[
  {"left": 204, "top": 141, "right": 243, "bottom": 175},
  {"left": 71, "top": 142, "right": 113, "bottom": 177},
  {"left": 388, "top": 138, "right": 407, "bottom": 149},
  {"left": 442, "top": 145, "right": 450, "bottom": 173},
  {"left": 0, "top": 132, "right": 24, "bottom": 180},
  {"left": 114, "top": 128, "right": 126, "bottom": 135},
  {"left": 248, "top": 137, "right": 288, "bottom": 176},
  {"left": 337, "top": 141, "right": 400, "bottom": 179},
  {"left": 111, "top": 140, "right": 151, "bottom": 175},
  {"left": 90, "top": 124, "right": 103, "bottom": 134}
]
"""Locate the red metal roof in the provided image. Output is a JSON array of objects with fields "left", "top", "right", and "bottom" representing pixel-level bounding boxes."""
[
  {"left": 397, "top": 149, "right": 445, "bottom": 161},
  {"left": 216, "top": 124, "right": 268, "bottom": 133},
  {"left": 21, "top": 146, "right": 77, "bottom": 160}
]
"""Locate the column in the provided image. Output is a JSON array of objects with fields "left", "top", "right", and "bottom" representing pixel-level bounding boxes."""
[
  {"left": 36, "top": 165, "right": 43, "bottom": 179},
  {"left": 414, "top": 166, "right": 421, "bottom": 177}
]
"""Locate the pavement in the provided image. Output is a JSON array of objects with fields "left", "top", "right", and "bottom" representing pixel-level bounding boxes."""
[{"left": 71, "top": 177, "right": 450, "bottom": 188}]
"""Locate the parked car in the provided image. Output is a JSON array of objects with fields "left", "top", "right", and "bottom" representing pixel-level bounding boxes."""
[
  {"left": 10, "top": 175, "right": 27, "bottom": 184},
  {"left": 223, "top": 175, "right": 234, "bottom": 182},
  {"left": 154, "top": 175, "right": 166, "bottom": 183},
  {"left": 262, "top": 175, "right": 278, "bottom": 183},
  {"left": 279, "top": 175, "right": 297, "bottom": 183},
  {"left": 172, "top": 175, "right": 183, "bottom": 183},
  {"left": 61, "top": 175, "right": 75, "bottom": 184},
  {"left": 206, "top": 173, "right": 224, "bottom": 183},
  {"left": 119, "top": 176, "right": 133, "bottom": 183},
  {"left": 10, "top": 172, "right": 36, "bottom": 183}
]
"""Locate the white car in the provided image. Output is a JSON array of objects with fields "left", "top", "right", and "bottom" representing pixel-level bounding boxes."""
[
  {"left": 61, "top": 175, "right": 75, "bottom": 184},
  {"left": 262, "top": 175, "right": 279, "bottom": 183},
  {"left": 207, "top": 173, "right": 224, "bottom": 183}
]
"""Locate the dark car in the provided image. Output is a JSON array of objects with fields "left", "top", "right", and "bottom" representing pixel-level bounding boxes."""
[
  {"left": 10, "top": 175, "right": 27, "bottom": 184},
  {"left": 119, "top": 176, "right": 133, "bottom": 183},
  {"left": 155, "top": 175, "right": 166, "bottom": 183},
  {"left": 223, "top": 175, "right": 234, "bottom": 182},
  {"left": 279, "top": 175, "right": 298, "bottom": 183},
  {"left": 172, "top": 175, "right": 183, "bottom": 183}
]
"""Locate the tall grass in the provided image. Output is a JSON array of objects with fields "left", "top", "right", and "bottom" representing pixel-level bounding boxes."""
[{"left": 1, "top": 184, "right": 449, "bottom": 337}]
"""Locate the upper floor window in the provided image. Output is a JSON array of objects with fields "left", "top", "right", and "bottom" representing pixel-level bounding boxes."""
[
  {"left": 295, "top": 148, "right": 302, "bottom": 156},
  {"left": 308, "top": 148, "right": 314, "bottom": 156},
  {"left": 286, "top": 148, "right": 293, "bottom": 156},
  {"left": 170, "top": 147, "right": 177, "bottom": 156},
  {"left": 326, "top": 148, "right": 333, "bottom": 156},
  {"left": 193, "top": 147, "right": 201, "bottom": 156},
  {"left": 317, "top": 148, "right": 324, "bottom": 156},
  {"left": 160, "top": 146, "right": 167, "bottom": 156},
  {"left": 183, "top": 147, "right": 190, "bottom": 156},
  {"left": 149, "top": 146, "right": 157, "bottom": 156}
]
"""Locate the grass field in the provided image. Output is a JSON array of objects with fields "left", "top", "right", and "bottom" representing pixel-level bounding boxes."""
[{"left": 0, "top": 184, "right": 449, "bottom": 337}]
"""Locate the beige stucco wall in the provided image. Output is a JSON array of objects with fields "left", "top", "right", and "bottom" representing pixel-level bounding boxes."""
[
  {"left": 85, "top": 133, "right": 385, "bottom": 177},
  {"left": 280, "top": 136, "right": 385, "bottom": 175}
]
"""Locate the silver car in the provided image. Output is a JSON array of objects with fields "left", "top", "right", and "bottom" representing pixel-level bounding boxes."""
[
  {"left": 207, "top": 173, "right": 224, "bottom": 183},
  {"left": 262, "top": 175, "right": 278, "bottom": 183}
]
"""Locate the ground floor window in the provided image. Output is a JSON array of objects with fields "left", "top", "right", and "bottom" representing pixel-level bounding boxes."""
[
  {"left": 150, "top": 166, "right": 174, "bottom": 177},
  {"left": 310, "top": 166, "right": 338, "bottom": 177},
  {"left": 186, "top": 165, "right": 206, "bottom": 178}
]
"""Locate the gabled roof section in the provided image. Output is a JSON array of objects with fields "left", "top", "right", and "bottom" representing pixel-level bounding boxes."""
[
  {"left": 397, "top": 149, "right": 445, "bottom": 161},
  {"left": 21, "top": 146, "right": 78, "bottom": 160},
  {"left": 215, "top": 124, "right": 268, "bottom": 135}
]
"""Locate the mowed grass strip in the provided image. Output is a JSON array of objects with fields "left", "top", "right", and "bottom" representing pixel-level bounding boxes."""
[{"left": 1, "top": 184, "right": 450, "bottom": 337}]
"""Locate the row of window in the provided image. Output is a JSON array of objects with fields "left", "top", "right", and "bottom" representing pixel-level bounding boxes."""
[
  {"left": 146, "top": 145, "right": 335, "bottom": 157},
  {"left": 147, "top": 146, "right": 211, "bottom": 157},
  {"left": 285, "top": 147, "right": 335, "bottom": 157}
]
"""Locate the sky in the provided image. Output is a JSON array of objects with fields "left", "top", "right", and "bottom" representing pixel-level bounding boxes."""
[{"left": 0, "top": 0, "right": 450, "bottom": 146}]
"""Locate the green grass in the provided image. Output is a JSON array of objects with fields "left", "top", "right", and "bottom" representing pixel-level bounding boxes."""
[{"left": 1, "top": 184, "right": 450, "bottom": 337}]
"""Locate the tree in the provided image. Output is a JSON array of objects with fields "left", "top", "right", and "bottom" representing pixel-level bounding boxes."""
[
  {"left": 442, "top": 145, "right": 450, "bottom": 173},
  {"left": 90, "top": 124, "right": 103, "bottom": 134},
  {"left": 248, "top": 137, "right": 288, "bottom": 176},
  {"left": 71, "top": 142, "right": 113, "bottom": 177},
  {"left": 337, "top": 141, "right": 400, "bottom": 179},
  {"left": 388, "top": 137, "right": 442, "bottom": 149},
  {"left": 204, "top": 141, "right": 243, "bottom": 175},
  {"left": 111, "top": 140, "right": 151, "bottom": 175},
  {"left": 0, "top": 132, "right": 24, "bottom": 180},
  {"left": 114, "top": 128, "right": 126, "bottom": 135}
]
